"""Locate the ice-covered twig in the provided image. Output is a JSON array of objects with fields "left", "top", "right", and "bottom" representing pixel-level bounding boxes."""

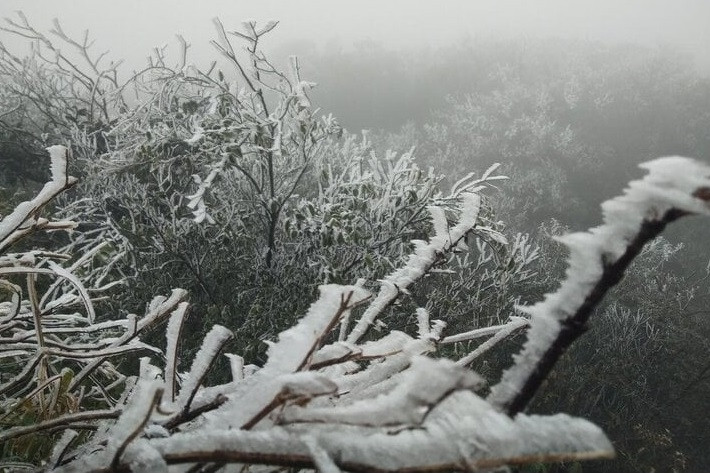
[
  {"left": 442, "top": 317, "right": 528, "bottom": 345},
  {"left": 489, "top": 157, "right": 710, "bottom": 415},
  {"left": 204, "top": 285, "right": 370, "bottom": 431},
  {"left": 224, "top": 353, "right": 245, "bottom": 381},
  {"left": 108, "top": 381, "right": 163, "bottom": 470},
  {"left": 69, "top": 289, "right": 188, "bottom": 391},
  {"left": 280, "top": 357, "right": 484, "bottom": 427},
  {"left": 455, "top": 317, "right": 529, "bottom": 367},
  {"left": 263, "top": 284, "right": 371, "bottom": 375},
  {"left": 116, "top": 391, "right": 613, "bottom": 472},
  {"left": 347, "top": 193, "right": 482, "bottom": 344},
  {"left": 0, "top": 409, "right": 119, "bottom": 444}
]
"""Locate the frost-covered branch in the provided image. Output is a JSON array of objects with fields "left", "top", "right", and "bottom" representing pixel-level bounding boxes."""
[
  {"left": 346, "top": 192, "right": 483, "bottom": 344},
  {"left": 489, "top": 157, "right": 710, "bottom": 415},
  {"left": 0, "top": 145, "right": 76, "bottom": 252}
]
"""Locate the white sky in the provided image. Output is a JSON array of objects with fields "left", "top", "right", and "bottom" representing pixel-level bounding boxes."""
[{"left": 1, "top": 0, "right": 709, "bottom": 71}]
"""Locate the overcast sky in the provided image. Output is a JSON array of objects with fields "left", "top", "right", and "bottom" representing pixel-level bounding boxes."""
[{"left": 2, "top": 0, "right": 710, "bottom": 71}]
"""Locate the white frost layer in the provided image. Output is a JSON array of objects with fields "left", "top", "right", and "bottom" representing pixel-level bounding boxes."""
[
  {"left": 489, "top": 156, "right": 710, "bottom": 408},
  {"left": 47, "top": 145, "right": 69, "bottom": 183},
  {"left": 175, "top": 324, "right": 233, "bottom": 410},
  {"left": 151, "top": 389, "right": 613, "bottom": 471},
  {"left": 203, "top": 284, "right": 370, "bottom": 430},
  {"left": 0, "top": 145, "right": 76, "bottom": 247}
]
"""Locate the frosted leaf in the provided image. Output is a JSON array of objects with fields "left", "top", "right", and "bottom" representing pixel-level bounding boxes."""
[
  {"left": 104, "top": 380, "right": 162, "bottom": 461},
  {"left": 442, "top": 316, "right": 528, "bottom": 345},
  {"left": 456, "top": 317, "right": 529, "bottom": 367},
  {"left": 427, "top": 205, "right": 448, "bottom": 240},
  {"left": 481, "top": 162, "right": 502, "bottom": 181},
  {"left": 416, "top": 307, "right": 431, "bottom": 338},
  {"left": 225, "top": 353, "right": 245, "bottom": 380},
  {"left": 255, "top": 20, "right": 279, "bottom": 36},
  {"left": 164, "top": 302, "right": 189, "bottom": 403}
]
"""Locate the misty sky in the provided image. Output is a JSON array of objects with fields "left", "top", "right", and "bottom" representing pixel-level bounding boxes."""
[{"left": 2, "top": 0, "right": 710, "bottom": 71}]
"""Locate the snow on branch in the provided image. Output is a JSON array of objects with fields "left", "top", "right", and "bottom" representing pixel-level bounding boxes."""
[
  {"left": 263, "top": 284, "right": 371, "bottom": 375},
  {"left": 489, "top": 156, "right": 710, "bottom": 415},
  {"left": 173, "top": 324, "right": 233, "bottom": 413},
  {"left": 13, "top": 147, "right": 682, "bottom": 470},
  {"left": 0, "top": 145, "right": 77, "bottom": 252},
  {"left": 0, "top": 147, "right": 196, "bottom": 471},
  {"left": 278, "top": 356, "right": 484, "bottom": 426}
]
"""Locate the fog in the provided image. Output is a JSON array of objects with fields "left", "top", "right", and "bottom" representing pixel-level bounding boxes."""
[
  {"left": 3, "top": 0, "right": 710, "bottom": 71},
  {"left": 4, "top": 0, "right": 709, "bottom": 132}
]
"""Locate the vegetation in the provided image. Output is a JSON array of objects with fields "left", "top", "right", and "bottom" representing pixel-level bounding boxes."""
[{"left": 1, "top": 14, "right": 709, "bottom": 472}]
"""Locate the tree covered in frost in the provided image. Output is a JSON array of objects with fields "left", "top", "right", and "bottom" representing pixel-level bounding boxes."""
[{"left": 0, "top": 16, "right": 539, "bottom": 367}]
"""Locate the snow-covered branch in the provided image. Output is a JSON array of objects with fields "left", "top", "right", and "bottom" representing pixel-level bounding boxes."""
[
  {"left": 489, "top": 157, "right": 710, "bottom": 415},
  {"left": 0, "top": 146, "right": 77, "bottom": 253}
]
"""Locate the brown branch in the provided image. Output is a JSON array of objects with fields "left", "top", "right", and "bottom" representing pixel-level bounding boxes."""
[{"left": 163, "top": 394, "right": 228, "bottom": 431}]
